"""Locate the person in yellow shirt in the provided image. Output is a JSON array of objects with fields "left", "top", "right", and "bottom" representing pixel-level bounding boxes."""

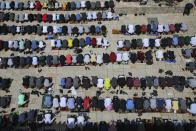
[
  {"left": 43, "top": 1, "right": 48, "bottom": 9},
  {"left": 68, "top": 39, "right": 73, "bottom": 48},
  {"left": 104, "top": 78, "right": 111, "bottom": 90},
  {"left": 62, "top": 2, "right": 66, "bottom": 10},
  {"left": 90, "top": 53, "right": 96, "bottom": 65},
  {"left": 172, "top": 100, "right": 179, "bottom": 113}
]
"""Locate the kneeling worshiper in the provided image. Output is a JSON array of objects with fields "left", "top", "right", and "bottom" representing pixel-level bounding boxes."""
[
  {"left": 104, "top": 97, "right": 112, "bottom": 111},
  {"left": 156, "top": 50, "right": 163, "bottom": 61},
  {"left": 84, "top": 54, "right": 91, "bottom": 64},
  {"left": 117, "top": 40, "right": 124, "bottom": 49},
  {"left": 97, "top": 54, "right": 103, "bottom": 66},
  {"left": 97, "top": 78, "right": 104, "bottom": 89},
  {"left": 122, "top": 52, "right": 129, "bottom": 63},
  {"left": 128, "top": 24, "right": 134, "bottom": 34},
  {"left": 104, "top": 78, "right": 111, "bottom": 90},
  {"left": 44, "top": 112, "right": 55, "bottom": 124},
  {"left": 77, "top": 115, "right": 86, "bottom": 128},
  {"left": 102, "top": 38, "right": 109, "bottom": 48},
  {"left": 67, "top": 116, "right": 76, "bottom": 129},
  {"left": 116, "top": 52, "right": 122, "bottom": 64},
  {"left": 190, "top": 36, "right": 196, "bottom": 46},
  {"left": 187, "top": 103, "right": 196, "bottom": 114},
  {"left": 18, "top": 93, "right": 27, "bottom": 106},
  {"left": 60, "top": 95, "right": 67, "bottom": 108}
]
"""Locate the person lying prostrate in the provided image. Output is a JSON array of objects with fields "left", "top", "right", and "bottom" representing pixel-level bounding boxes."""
[
  {"left": 156, "top": 50, "right": 163, "bottom": 61},
  {"left": 122, "top": 52, "right": 129, "bottom": 62},
  {"left": 97, "top": 54, "right": 103, "bottom": 65},
  {"left": 187, "top": 103, "right": 196, "bottom": 114},
  {"left": 44, "top": 113, "right": 55, "bottom": 124},
  {"left": 117, "top": 40, "right": 124, "bottom": 49},
  {"left": 84, "top": 54, "right": 90, "bottom": 64},
  {"left": 128, "top": 24, "right": 134, "bottom": 34},
  {"left": 143, "top": 38, "right": 149, "bottom": 48},
  {"left": 97, "top": 78, "right": 104, "bottom": 89},
  {"left": 116, "top": 53, "right": 122, "bottom": 64}
]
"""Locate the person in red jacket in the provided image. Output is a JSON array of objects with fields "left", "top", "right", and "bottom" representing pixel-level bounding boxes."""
[
  {"left": 0, "top": 40, "right": 3, "bottom": 50},
  {"left": 138, "top": 51, "right": 145, "bottom": 63},
  {"left": 42, "top": 14, "right": 48, "bottom": 22},
  {"left": 66, "top": 54, "right": 72, "bottom": 65},
  {"left": 36, "top": 1, "right": 41, "bottom": 10},
  {"left": 141, "top": 24, "right": 146, "bottom": 34},
  {"left": 169, "top": 24, "right": 175, "bottom": 34},
  {"left": 110, "top": 52, "right": 116, "bottom": 63},
  {"left": 83, "top": 97, "right": 91, "bottom": 109},
  {"left": 91, "top": 37, "right": 97, "bottom": 48}
]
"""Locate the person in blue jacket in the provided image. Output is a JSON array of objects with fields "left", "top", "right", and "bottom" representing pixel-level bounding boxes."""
[
  {"left": 86, "top": 37, "right": 91, "bottom": 47},
  {"left": 126, "top": 99, "right": 134, "bottom": 111}
]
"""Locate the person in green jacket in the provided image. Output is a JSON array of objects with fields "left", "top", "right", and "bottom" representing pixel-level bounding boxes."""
[
  {"left": 104, "top": 78, "right": 111, "bottom": 90},
  {"left": 19, "top": 40, "right": 25, "bottom": 52},
  {"left": 18, "top": 93, "right": 26, "bottom": 106}
]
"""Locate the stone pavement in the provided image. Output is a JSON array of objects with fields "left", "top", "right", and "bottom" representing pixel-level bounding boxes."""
[{"left": 0, "top": 0, "right": 196, "bottom": 127}]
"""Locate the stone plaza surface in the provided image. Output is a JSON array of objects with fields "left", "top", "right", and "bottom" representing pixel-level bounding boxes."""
[{"left": 0, "top": 0, "right": 196, "bottom": 127}]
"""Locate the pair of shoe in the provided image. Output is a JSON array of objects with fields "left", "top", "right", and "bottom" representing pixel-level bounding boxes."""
[
  {"left": 110, "top": 90, "right": 128, "bottom": 95},
  {"left": 150, "top": 90, "right": 158, "bottom": 96},
  {"left": 120, "top": 90, "right": 128, "bottom": 95},
  {"left": 96, "top": 91, "right": 105, "bottom": 97}
]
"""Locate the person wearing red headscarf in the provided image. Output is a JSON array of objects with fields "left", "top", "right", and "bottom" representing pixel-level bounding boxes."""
[
  {"left": 110, "top": 52, "right": 116, "bottom": 63},
  {"left": 42, "top": 14, "right": 48, "bottom": 22},
  {"left": 36, "top": 1, "right": 41, "bottom": 10}
]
